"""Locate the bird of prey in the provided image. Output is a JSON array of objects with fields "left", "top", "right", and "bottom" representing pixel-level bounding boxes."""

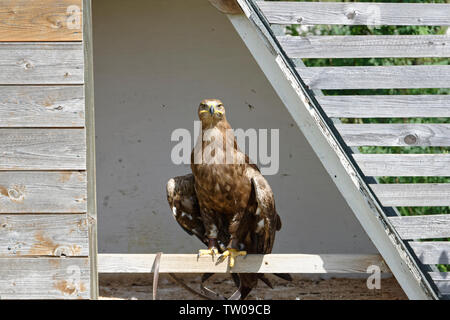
[{"left": 167, "top": 99, "right": 288, "bottom": 299}]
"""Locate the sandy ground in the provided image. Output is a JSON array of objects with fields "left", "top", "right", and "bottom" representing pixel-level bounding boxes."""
[{"left": 99, "top": 273, "right": 407, "bottom": 300}]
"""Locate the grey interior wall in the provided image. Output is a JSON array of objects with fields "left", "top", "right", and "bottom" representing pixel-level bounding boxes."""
[{"left": 92, "top": 0, "right": 377, "bottom": 254}]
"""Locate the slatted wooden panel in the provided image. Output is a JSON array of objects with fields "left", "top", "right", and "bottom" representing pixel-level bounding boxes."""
[
  {"left": 319, "top": 95, "right": 450, "bottom": 118},
  {"left": 0, "top": 0, "right": 83, "bottom": 41},
  {"left": 0, "top": 129, "right": 86, "bottom": 170},
  {"left": 279, "top": 35, "right": 450, "bottom": 58},
  {"left": 372, "top": 184, "right": 450, "bottom": 207},
  {"left": 0, "top": 215, "right": 89, "bottom": 256},
  {"left": 354, "top": 154, "right": 450, "bottom": 177},
  {"left": 410, "top": 242, "right": 450, "bottom": 264},
  {"left": 0, "top": 257, "right": 89, "bottom": 299},
  {"left": 430, "top": 273, "right": 450, "bottom": 295},
  {"left": 336, "top": 124, "right": 450, "bottom": 147},
  {"left": 0, "top": 43, "right": 84, "bottom": 84},
  {"left": 389, "top": 214, "right": 450, "bottom": 238},
  {"left": 256, "top": 0, "right": 450, "bottom": 298},
  {"left": 0, "top": 86, "right": 85, "bottom": 127},
  {"left": 259, "top": 2, "right": 450, "bottom": 26},
  {"left": 0, "top": 0, "right": 90, "bottom": 299},
  {"left": 0, "top": 172, "right": 87, "bottom": 213},
  {"left": 297, "top": 66, "right": 450, "bottom": 90}
]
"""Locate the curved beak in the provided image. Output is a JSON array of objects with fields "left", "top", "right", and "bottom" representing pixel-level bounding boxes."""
[{"left": 209, "top": 105, "right": 215, "bottom": 115}]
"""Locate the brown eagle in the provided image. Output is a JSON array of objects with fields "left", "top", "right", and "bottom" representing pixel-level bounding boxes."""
[{"left": 167, "top": 99, "right": 289, "bottom": 299}]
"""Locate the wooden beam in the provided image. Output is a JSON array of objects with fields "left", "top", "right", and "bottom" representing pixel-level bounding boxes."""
[
  {"left": 83, "top": 0, "right": 98, "bottom": 300},
  {"left": 0, "top": 86, "right": 85, "bottom": 127},
  {"left": 0, "top": 43, "right": 83, "bottom": 85},
  {"left": 208, "top": 0, "right": 242, "bottom": 14},
  {"left": 0, "top": 171, "right": 87, "bottom": 213},
  {"left": 319, "top": 95, "right": 450, "bottom": 118},
  {"left": 0, "top": 214, "right": 88, "bottom": 257},
  {"left": 0, "top": 0, "right": 83, "bottom": 41},
  {"left": 336, "top": 124, "right": 450, "bottom": 147},
  {"left": 97, "top": 253, "right": 390, "bottom": 274},
  {"left": 410, "top": 242, "right": 450, "bottom": 264},
  {"left": 389, "top": 215, "right": 450, "bottom": 239},
  {"left": 279, "top": 35, "right": 450, "bottom": 58},
  {"left": 231, "top": 0, "right": 437, "bottom": 299},
  {"left": 372, "top": 184, "right": 450, "bottom": 207},
  {"left": 259, "top": 2, "right": 450, "bottom": 26},
  {"left": 297, "top": 66, "right": 450, "bottom": 90},
  {"left": 354, "top": 154, "right": 450, "bottom": 177},
  {"left": 0, "top": 257, "right": 89, "bottom": 299}
]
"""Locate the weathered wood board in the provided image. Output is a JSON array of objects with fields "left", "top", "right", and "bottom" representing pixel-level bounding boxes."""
[
  {"left": 319, "top": 95, "right": 450, "bottom": 118},
  {"left": 0, "top": 257, "right": 89, "bottom": 299},
  {"left": 297, "top": 66, "right": 450, "bottom": 89},
  {"left": 0, "top": 171, "right": 87, "bottom": 213},
  {"left": 0, "top": 86, "right": 85, "bottom": 127},
  {"left": 389, "top": 214, "right": 450, "bottom": 239},
  {"left": 429, "top": 272, "right": 450, "bottom": 295},
  {"left": 280, "top": 35, "right": 450, "bottom": 58},
  {"left": 354, "top": 154, "right": 450, "bottom": 177},
  {"left": 98, "top": 254, "right": 389, "bottom": 274},
  {"left": 0, "top": 0, "right": 83, "bottom": 42},
  {"left": 410, "top": 242, "right": 450, "bottom": 264},
  {"left": 0, "top": 43, "right": 83, "bottom": 84},
  {"left": 259, "top": 2, "right": 450, "bottom": 26},
  {"left": 0, "top": 214, "right": 88, "bottom": 257},
  {"left": 336, "top": 124, "right": 450, "bottom": 147},
  {"left": 372, "top": 184, "right": 450, "bottom": 207},
  {"left": 0, "top": 129, "right": 86, "bottom": 170}
]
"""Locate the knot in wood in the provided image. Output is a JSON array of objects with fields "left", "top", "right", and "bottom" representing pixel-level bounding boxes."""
[
  {"left": 54, "top": 246, "right": 71, "bottom": 257},
  {"left": 297, "top": 17, "right": 303, "bottom": 23},
  {"left": 346, "top": 10, "right": 357, "bottom": 20},
  {"left": 21, "top": 60, "right": 34, "bottom": 70},
  {"left": 404, "top": 134, "right": 418, "bottom": 145},
  {"left": 7, "top": 185, "right": 25, "bottom": 202}
]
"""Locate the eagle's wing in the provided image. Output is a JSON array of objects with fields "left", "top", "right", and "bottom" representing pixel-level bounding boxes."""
[
  {"left": 166, "top": 174, "right": 206, "bottom": 244},
  {"left": 247, "top": 167, "right": 281, "bottom": 254}
]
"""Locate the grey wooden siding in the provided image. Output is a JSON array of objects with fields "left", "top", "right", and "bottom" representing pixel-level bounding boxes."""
[
  {"left": 0, "top": 86, "right": 85, "bottom": 127},
  {"left": 0, "top": 257, "right": 89, "bottom": 299},
  {"left": 0, "top": 0, "right": 90, "bottom": 299}
]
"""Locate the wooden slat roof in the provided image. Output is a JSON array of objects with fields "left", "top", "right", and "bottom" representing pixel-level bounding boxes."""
[{"left": 246, "top": 0, "right": 450, "bottom": 299}]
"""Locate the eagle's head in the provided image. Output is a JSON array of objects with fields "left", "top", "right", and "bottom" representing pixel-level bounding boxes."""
[{"left": 198, "top": 99, "right": 226, "bottom": 125}]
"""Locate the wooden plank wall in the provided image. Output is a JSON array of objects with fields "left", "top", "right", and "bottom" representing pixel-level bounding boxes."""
[
  {"left": 0, "top": 0, "right": 90, "bottom": 299},
  {"left": 257, "top": 1, "right": 450, "bottom": 298}
]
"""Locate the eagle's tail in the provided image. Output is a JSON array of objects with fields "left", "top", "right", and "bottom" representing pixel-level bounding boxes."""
[{"left": 275, "top": 212, "right": 282, "bottom": 231}]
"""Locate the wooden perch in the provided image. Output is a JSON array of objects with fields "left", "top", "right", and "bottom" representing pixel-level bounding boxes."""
[
  {"left": 98, "top": 253, "right": 390, "bottom": 274},
  {"left": 208, "top": 0, "right": 242, "bottom": 14}
]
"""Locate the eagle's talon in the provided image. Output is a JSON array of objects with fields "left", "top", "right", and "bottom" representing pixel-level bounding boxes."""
[
  {"left": 198, "top": 248, "right": 219, "bottom": 261},
  {"left": 217, "top": 249, "right": 247, "bottom": 268}
]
